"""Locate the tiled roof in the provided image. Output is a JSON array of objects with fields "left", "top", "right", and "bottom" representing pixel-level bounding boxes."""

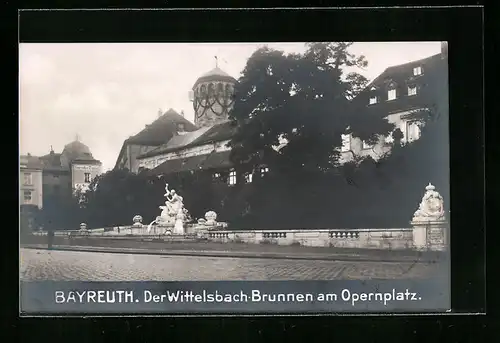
[
  {"left": 138, "top": 121, "right": 237, "bottom": 158},
  {"left": 38, "top": 152, "right": 70, "bottom": 171},
  {"left": 150, "top": 150, "right": 232, "bottom": 175},
  {"left": 126, "top": 109, "right": 197, "bottom": 146},
  {"left": 353, "top": 53, "right": 447, "bottom": 116},
  {"left": 141, "top": 126, "right": 212, "bottom": 158},
  {"left": 192, "top": 121, "right": 237, "bottom": 145},
  {"left": 20, "top": 155, "right": 43, "bottom": 169}
]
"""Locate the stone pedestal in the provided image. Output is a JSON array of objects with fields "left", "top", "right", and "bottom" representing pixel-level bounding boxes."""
[
  {"left": 173, "top": 218, "right": 185, "bottom": 235},
  {"left": 411, "top": 220, "right": 448, "bottom": 251},
  {"left": 156, "top": 224, "right": 173, "bottom": 235}
]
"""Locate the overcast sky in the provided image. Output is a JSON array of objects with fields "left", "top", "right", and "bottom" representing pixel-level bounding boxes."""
[{"left": 19, "top": 42, "right": 441, "bottom": 171}]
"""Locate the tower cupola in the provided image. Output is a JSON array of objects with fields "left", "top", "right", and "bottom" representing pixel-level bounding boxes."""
[{"left": 190, "top": 57, "right": 236, "bottom": 128}]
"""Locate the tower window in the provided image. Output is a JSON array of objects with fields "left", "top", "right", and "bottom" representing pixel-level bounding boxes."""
[
  {"left": 408, "top": 85, "right": 418, "bottom": 96},
  {"left": 228, "top": 170, "right": 237, "bottom": 186},
  {"left": 369, "top": 96, "right": 378, "bottom": 105},
  {"left": 23, "top": 190, "right": 32, "bottom": 204},
  {"left": 217, "top": 83, "right": 224, "bottom": 94},
  {"left": 84, "top": 173, "right": 91, "bottom": 183},
  {"left": 208, "top": 83, "right": 215, "bottom": 96},
  {"left": 23, "top": 172, "right": 32, "bottom": 185},
  {"left": 413, "top": 66, "right": 423, "bottom": 76},
  {"left": 387, "top": 89, "right": 397, "bottom": 101}
]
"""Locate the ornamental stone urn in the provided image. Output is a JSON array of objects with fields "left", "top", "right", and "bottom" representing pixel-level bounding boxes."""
[
  {"left": 204, "top": 211, "right": 217, "bottom": 226},
  {"left": 133, "top": 215, "right": 143, "bottom": 228}
]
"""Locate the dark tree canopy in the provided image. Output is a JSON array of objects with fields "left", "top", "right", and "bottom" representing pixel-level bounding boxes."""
[{"left": 228, "top": 42, "right": 395, "bottom": 177}]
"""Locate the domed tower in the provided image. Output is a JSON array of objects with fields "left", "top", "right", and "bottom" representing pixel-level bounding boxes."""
[
  {"left": 190, "top": 61, "right": 236, "bottom": 128},
  {"left": 60, "top": 135, "right": 102, "bottom": 194},
  {"left": 60, "top": 138, "right": 93, "bottom": 168}
]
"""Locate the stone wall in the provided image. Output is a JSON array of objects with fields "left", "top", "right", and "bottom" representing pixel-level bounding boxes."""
[{"left": 34, "top": 223, "right": 446, "bottom": 251}]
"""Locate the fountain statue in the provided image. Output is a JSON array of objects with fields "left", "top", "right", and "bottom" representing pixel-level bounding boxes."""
[
  {"left": 147, "top": 183, "right": 191, "bottom": 235},
  {"left": 412, "top": 183, "right": 446, "bottom": 222}
]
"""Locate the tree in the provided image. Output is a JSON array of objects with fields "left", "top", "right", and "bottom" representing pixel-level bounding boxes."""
[
  {"left": 79, "top": 169, "right": 164, "bottom": 227},
  {"left": 228, "top": 42, "right": 395, "bottom": 177}
]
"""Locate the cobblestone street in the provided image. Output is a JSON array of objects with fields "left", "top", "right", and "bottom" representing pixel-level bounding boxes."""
[{"left": 20, "top": 248, "right": 444, "bottom": 281}]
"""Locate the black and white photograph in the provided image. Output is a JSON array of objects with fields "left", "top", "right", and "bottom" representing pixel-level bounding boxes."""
[{"left": 19, "top": 40, "right": 451, "bottom": 313}]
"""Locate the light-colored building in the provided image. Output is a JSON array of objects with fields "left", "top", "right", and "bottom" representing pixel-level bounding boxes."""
[
  {"left": 20, "top": 154, "right": 44, "bottom": 209},
  {"left": 339, "top": 41, "right": 449, "bottom": 163},
  {"left": 116, "top": 43, "right": 448, "bottom": 185},
  {"left": 37, "top": 137, "right": 103, "bottom": 201}
]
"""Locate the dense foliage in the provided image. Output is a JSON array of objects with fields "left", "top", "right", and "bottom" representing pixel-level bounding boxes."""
[{"left": 228, "top": 42, "right": 395, "bottom": 177}]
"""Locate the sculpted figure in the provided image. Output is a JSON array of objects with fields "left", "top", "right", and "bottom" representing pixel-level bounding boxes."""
[{"left": 413, "top": 183, "right": 445, "bottom": 221}]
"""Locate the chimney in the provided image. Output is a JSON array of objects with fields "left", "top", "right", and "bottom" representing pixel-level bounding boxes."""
[
  {"left": 158, "top": 108, "right": 163, "bottom": 118},
  {"left": 441, "top": 42, "right": 448, "bottom": 59},
  {"left": 27, "top": 153, "right": 31, "bottom": 157},
  {"left": 180, "top": 110, "right": 185, "bottom": 117}
]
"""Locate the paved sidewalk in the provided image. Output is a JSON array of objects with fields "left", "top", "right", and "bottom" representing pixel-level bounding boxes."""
[{"left": 21, "top": 242, "right": 446, "bottom": 263}]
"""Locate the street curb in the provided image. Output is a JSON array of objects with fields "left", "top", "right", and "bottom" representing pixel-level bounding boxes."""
[{"left": 21, "top": 245, "right": 443, "bottom": 264}]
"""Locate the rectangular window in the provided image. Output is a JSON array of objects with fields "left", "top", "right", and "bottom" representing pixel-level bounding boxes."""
[
  {"left": 387, "top": 89, "right": 397, "bottom": 101},
  {"left": 362, "top": 140, "right": 373, "bottom": 150},
  {"left": 413, "top": 66, "right": 422, "bottom": 76},
  {"left": 23, "top": 190, "right": 32, "bottom": 204},
  {"left": 228, "top": 170, "right": 237, "bottom": 186},
  {"left": 23, "top": 173, "right": 32, "bottom": 185},
  {"left": 406, "top": 121, "right": 422, "bottom": 142},
  {"left": 408, "top": 85, "right": 417, "bottom": 96},
  {"left": 84, "top": 173, "right": 91, "bottom": 183},
  {"left": 369, "top": 96, "right": 378, "bottom": 105},
  {"left": 341, "top": 134, "right": 351, "bottom": 152},
  {"left": 260, "top": 167, "right": 269, "bottom": 177},
  {"left": 245, "top": 173, "right": 253, "bottom": 183},
  {"left": 213, "top": 172, "right": 221, "bottom": 181}
]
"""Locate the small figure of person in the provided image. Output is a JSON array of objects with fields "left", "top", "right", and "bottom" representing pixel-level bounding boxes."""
[{"left": 47, "top": 227, "right": 55, "bottom": 250}]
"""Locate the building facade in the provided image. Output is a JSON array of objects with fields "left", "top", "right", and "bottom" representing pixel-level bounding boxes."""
[
  {"left": 339, "top": 42, "right": 448, "bottom": 163},
  {"left": 34, "top": 138, "right": 103, "bottom": 204},
  {"left": 116, "top": 44, "right": 448, "bottom": 187},
  {"left": 20, "top": 154, "right": 44, "bottom": 209},
  {"left": 114, "top": 109, "right": 197, "bottom": 173}
]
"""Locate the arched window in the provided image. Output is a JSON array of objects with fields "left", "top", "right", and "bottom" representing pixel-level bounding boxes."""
[
  {"left": 208, "top": 83, "right": 215, "bottom": 96},
  {"left": 200, "top": 84, "right": 207, "bottom": 95},
  {"left": 217, "top": 83, "right": 224, "bottom": 95}
]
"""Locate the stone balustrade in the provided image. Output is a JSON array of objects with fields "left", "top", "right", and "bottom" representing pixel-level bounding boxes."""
[
  {"left": 30, "top": 224, "right": 446, "bottom": 251},
  {"left": 202, "top": 228, "right": 416, "bottom": 250}
]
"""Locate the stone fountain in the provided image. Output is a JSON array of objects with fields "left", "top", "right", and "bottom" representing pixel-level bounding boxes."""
[{"left": 147, "top": 183, "right": 192, "bottom": 236}]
